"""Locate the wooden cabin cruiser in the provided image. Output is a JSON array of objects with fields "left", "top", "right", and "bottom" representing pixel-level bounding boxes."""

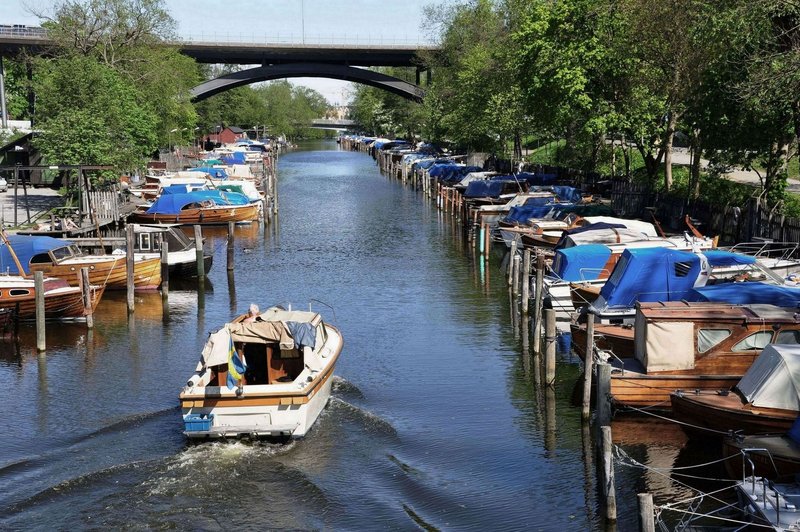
[
  {"left": 596, "top": 303, "right": 800, "bottom": 409},
  {"left": 670, "top": 344, "right": 800, "bottom": 435},
  {"left": 131, "top": 189, "right": 260, "bottom": 225},
  {"left": 128, "top": 224, "right": 212, "bottom": 277},
  {"left": 722, "top": 417, "right": 800, "bottom": 480},
  {"left": 180, "top": 305, "right": 343, "bottom": 439},
  {"left": 0, "top": 274, "right": 104, "bottom": 321},
  {"left": 1, "top": 235, "right": 161, "bottom": 291}
]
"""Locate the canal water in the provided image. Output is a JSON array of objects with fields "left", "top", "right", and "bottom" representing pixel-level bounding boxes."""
[{"left": 0, "top": 141, "right": 713, "bottom": 530}]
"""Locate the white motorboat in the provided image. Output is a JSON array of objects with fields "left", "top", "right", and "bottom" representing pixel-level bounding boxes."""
[{"left": 180, "top": 305, "right": 343, "bottom": 439}]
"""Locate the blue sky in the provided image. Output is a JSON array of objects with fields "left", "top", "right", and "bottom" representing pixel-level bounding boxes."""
[{"left": 4, "top": 0, "right": 443, "bottom": 103}]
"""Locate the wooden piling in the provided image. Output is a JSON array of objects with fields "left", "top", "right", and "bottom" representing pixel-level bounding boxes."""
[
  {"left": 522, "top": 248, "right": 531, "bottom": 314},
  {"left": 637, "top": 493, "right": 655, "bottom": 532},
  {"left": 484, "top": 223, "right": 491, "bottom": 261},
  {"left": 512, "top": 254, "right": 521, "bottom": 296},
  {"left": 596, "top": 362, "right": 612, "bottom": 428},
  {"left": 508, "top": 239, "right": 518, "bottom": 285},
  {"left": 160, "top": 245, "right": 169, "bottom": 301},
  {"left": 80, "top": 267, "right": 93, "bottom": 329},
  {"left": 34, "top": 270, "right": 45, "bottom": 351},
  {"left": 582, "top": 317, "right": 595, "bottom": 421},
  {"left": 193, "top": 225, "right": 205, "bottom": 281},
  {"left": 227, "top": 221, "right": 235, "bottom": 271},
  {"left": 545, "top": 308, "right": 556, "bottom": 386},
  {"left": 125, "top": 224, "right": 134, "bottom": 314},
  {"left": 479, "top": 224, "right": 485, "bottom": 255},
  {"left": 533, "top": 253, "right": 545, "bottom": 353},
  {"left": 601, "top": 426, "right": 617, "bottom": 522}
]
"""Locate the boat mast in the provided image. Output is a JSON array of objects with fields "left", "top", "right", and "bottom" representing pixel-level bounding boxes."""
[{"left": 0, "top": 229, "right": 29, "bottom": 278}]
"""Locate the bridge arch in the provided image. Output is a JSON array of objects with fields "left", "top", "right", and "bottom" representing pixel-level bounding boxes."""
[{"left": 190, "top": 63, "right": 425, "bottom": 102}]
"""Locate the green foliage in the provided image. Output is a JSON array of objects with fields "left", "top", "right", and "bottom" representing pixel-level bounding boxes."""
[{"left": 350, "top": 71, "right": 424, "bottom": 139}]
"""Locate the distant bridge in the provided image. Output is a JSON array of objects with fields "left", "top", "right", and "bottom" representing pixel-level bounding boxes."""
[
  {"left": 0, "top": 26, "right": 432, "bottom": 102},
  {"left": 309, "top": 118, "right": 356, "bottom": 130}
]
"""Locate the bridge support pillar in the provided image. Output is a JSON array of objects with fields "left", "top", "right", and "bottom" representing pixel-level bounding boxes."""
[
  {"left": 416, "top": 67, "right": 421, "bottom": 86},
  {"left": 0, "top": 57, "right": 7, "bottom": 129}
]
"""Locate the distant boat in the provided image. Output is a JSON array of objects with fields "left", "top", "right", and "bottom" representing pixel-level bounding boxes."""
[
  {"left": 0, "top": 274, "right": 104, "bottom": 321},
  {"left": 128, "top": 224, "right": 212, "bottom": 277},
  {"left": 0, "top": 234, "right": 160, "bottom": 291},
  {"left": 131, "top": 189, "right": 259, "bottom": 225},
  {"left": 180, "top": 305, "right": 343, "bottom": 439}
]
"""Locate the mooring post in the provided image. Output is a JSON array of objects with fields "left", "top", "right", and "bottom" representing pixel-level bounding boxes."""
[
  {"left": 125, "top": 224, "right": 135, "bottom": 314},
  {"left": 227, "top": 221, "right": 235, "bottom": 271},
  {"left": 484, "top": 223, "right": 491, "bottom": 262},
  {"left": 601, "top": 426, "right": 617, "bottom": 522},
  {"left": 596, "top": 362, "right": 612, "bottom": 429},
  {"left": 522, "top": 248, "right": 531, "bottom": 314},
  {"left": 545, "top": 308, "right": 556, "bottom": 386},
  {"left": 479, "top": 223, "right": 485, "bottom": 255},
  {"left": 637, "top": 493, "right": 655, "bottom": 532},
  {"left": 160, "top": 244, "right": 169, "bottom": 301},
  {"left": 508, "top": 239, "right": 518, "bottom": 285},
  {"left": 194, "top": 225, "right": 205, "bottom": 281},
  {"left": 80, "top": 267, "right": 93, "bottom": 329},
  {"left": 34, "top": 270, "right": 45, "bottom": 351},
  {"left": 582, "top": 317, "right": 595, "bottom": 421},
  {"left": 512, "top": 254, "right": 521, "bottom": 297},
  {"left": 533, "top": 253, "right": 545, "bottom": 353}
]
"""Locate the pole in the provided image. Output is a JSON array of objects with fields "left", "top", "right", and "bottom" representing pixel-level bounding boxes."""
[
  {"left": 194, "top": 225, "right": 205, "bottom": 280},
  {"left": 34, "top": 270, "right": 45, "bottom": 351},
  {"left": 80, "top": 267, "right": 93, "bottom": 329},
  {"left": 227, "top": 221, "right": 235, "bottom": 271},
  {"left": 507, "top": 239, "right": 517, "bottom": 285},
  {"left": 637, "top": 493, "right": 655, "bottom": 532},
  {"left": 522, "top": 248, "right": 531, "bottom": 314},
  {"left": 126, "top": 224, "right": 135, "bottom": 313},
  {"left": 13, "top": 166, "right": 18, "bottom": 227},
  {"left": 0, "top": 56, "right": 7, "bottom": 129},
  {"left": 601, "top": 426, "right": 617, "bottom": 522},
  {"left": 596, "top": 362, "right": 612, "bottom": 429},
  {"left": 160, "top": 244, "right": 169, "bottom": 301},
  {"left": 582, "top": 318, "right": 595, "bottom": 421},
  {"left": 533, "top": 253, "right": 545, "bottom": 353},
  {"left": 545, "top": 308, "right": 556, "bottom": 386},
  {"left": 512, "top": 254, "right": 521, "bottom": 297}
]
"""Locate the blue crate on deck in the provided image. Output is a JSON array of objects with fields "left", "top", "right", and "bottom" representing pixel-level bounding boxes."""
[{"left": 183, "top": 413, "right": 213, "bottom": 432}]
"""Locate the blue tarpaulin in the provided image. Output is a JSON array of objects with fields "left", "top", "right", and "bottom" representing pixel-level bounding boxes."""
[
  {"left": 592, "top": 247, "right": 703, "bottom": 311},
  {"left": 687, "top": 283, "right": 800, "bottom": 307},
  {"left": 284, "top": 321, "right": 318, "bottom": 349},
  {"left": 464, "top": 180, "right": 521, "bottom": 198},
  {"left": 145, "top": 190, "right": 250, "bottom": 214},
  {"left": 160, "top": 184, "right": 205, "bottom": 195},
  {"left": 702, "top": 249, "right": 757, "bottom": 267},
  {"left": 551, "top": 244, "right": 612, "bottom": 282},
  {"left": 550, "top": 185, "right": 582, "bottom": 203},
  {"left": 503, "top": 204, "right": 560, "bottom": 224},
  {"left": 189, "top": 167, "right": 229, "bottom": 179},
  {"left": 220, "top": 152, "right": 246, "bottom": 165},
  {"left": 0, "top": 235, "right": 73, "bottom": 275}
]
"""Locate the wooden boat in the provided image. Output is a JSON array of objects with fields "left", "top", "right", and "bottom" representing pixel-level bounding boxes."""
[
  {"left": 722, "top": 420, "right": 800, "bottom": 480},
  {"left": 1, "top": 235, "right": 161, "bottom": 291},
  {"left": 130, "top": 189, "right": 260, "bottom": 225},
  {"left": 0, "top": 274, "right": 104, "bottom": 320},
  {"left": 129, "top": 224, "right": 212, "bottom": 277},
  {"left": 179, "top": 305, "right": 343, "bottom": 439},
  {"left": 600, "top": 303, "right": 800, "bottom": 408},
  {"left": 670, "top": 344, "right": 800, "bottom": 434}
]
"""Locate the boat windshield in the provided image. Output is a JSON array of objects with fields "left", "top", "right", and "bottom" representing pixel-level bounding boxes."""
[{"left": 51, "top": 245, "right": 82, "bottom": 261}]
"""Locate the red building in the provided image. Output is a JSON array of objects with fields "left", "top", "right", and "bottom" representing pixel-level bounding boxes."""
[{"left": 208, "top": 126, "right": 247, "bottom": 145}]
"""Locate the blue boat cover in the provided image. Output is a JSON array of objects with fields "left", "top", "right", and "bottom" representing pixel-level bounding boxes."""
[
  {"left": 145, "top": 190, "right": 250, "bottom": 214},
  {"left": 550, "top": 185, "right": 582, "bottom": 203},
  {"left": 160, "top": 184, "right": 205, "bottom": 195},
  {"left": 702, "top": 249, "right": 757, "bottom": 267},
  {"left": 464, "top": 180, "right": 521, "bottom": 198},
  {"left": 789, "top": 415, "right": 800, "bottom": 444},
  {"left": 0, "top": 235, "right": 73, "bottom": 275},
  {"left": 189, "top": 167, "right": 228, "bottom": 179},
  {"left": 687, "top": 283, "right": 800, "bottom": 307},
  {"left": 594, "top": 247, "right": 703, "bottom": 310},
  {"left": 503, "top": 204, "right": 560, "bottom": 224},
  {"left": 551, "top": 244, "right": 612, "bottom": 282},
  {"left": 220, "top": 152, "right": 246, "bottom": 165}
]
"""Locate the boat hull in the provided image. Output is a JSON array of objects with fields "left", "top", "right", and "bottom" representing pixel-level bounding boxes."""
[
  {"left": 723, "top": 434, "right": 800, "bottom": 480},
  {"left": 0, "top": 282, "right": 105, "bottom": 321},
  {"left": 610, "top": 372, "right": 739, "bottom": 409},
  {"left": 670, "top": 392, "right": 796, "bottom": 436},
  {"left": 29, "top": 256, "right": 162, "bottom": 291},
  {"left": 131, "top": 203, "right": 259, "bottom": 225}
]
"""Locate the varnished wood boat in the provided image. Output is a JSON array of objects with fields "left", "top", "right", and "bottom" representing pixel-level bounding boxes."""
[
  {"left": 722, "top": 427, "right": 800, "bottom": 480},
  {"left": 670, "top": 344, "right": 800, "bottom": 435},
  {"left": 601, "top": 302, "right": 800, "bottom": 408},
  {"left": 0, "top": 275, "right": 104, "bottom": 320},
  {"left": 180, "top": 305, "right": 343, "bottom": 439},
  {"left": 1, "top": 235, "right": 161, "bottom": 291},
  {"left": 131, "top": 202, "right": 259, "bottom": 225}
]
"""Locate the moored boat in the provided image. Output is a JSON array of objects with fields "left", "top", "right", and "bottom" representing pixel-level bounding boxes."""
[
  {"left": 722, "top": 417, "right": 800, "bottom": 480},
  {"left": 0, "top": 274, "right": 104, "bottom": 321},
  {"left": 179, "top": 305, "right": 343, "bottom": 439},
  {"left": 131, "top": 189, "right": 260, "bottom": 225}
]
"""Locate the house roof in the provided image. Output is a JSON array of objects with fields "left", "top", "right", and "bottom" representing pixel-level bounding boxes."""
[{"left": 227, "top": 126, "right": 245, "bottom": 134}]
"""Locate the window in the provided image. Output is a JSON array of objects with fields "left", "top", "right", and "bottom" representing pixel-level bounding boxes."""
[
  {"left": 139, "top": 233, "right": 151, "bottom": 251},
  {"left": 732, "top": 331, "right": 774, "bottom": 351},
  {"left": 29, "top": 253, "right": 52, "bottom": 264},
  {"left": 776, "top": 330, "right": 800, "bottom": 344},
  {"left": 9, "top": 289, "right": 30, "bottom": 297},
  {"left": 697, "top": 328, "right": 732, "bottom": 353},
  {"left": 51, "top": 247, "right": 72, "bottom": 260}
]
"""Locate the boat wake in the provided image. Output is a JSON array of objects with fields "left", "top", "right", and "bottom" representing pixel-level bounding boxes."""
[
  {"left": 326, "top": 397, "right": 398, "bottom": 439},
  {"left": 330, "top": 374, "right": 364, "bottom": 398}
]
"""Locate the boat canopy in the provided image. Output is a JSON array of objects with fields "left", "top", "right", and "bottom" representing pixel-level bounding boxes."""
[
  {"left": 189, "top": 167, "right": 228, "bottom": 179},
  {"left": 160, "top": 184, "right": 205, "bottom": 195},
  {"left": 737, "top": 344, "right": 800, "bottom": 410},
  {"left": 0, "top": 235, "right": 74, "bottom": 274},
  {"left": 145, "top": 190, "right": 250, "bottom": 214},
  {"left": 591, "top": 247, "right": 703, "bottom": 311},
  {"left": 580, "top": 217, "right": 657, "bottom": 237},
  {"left": 702, "top": 249, "right": 757, "bottom": 267},
  {"left": 220, "top": 152, "right": 247, "bottom": 165},
  {"left": 550, "top": 186, "right": 582, "bottom": 203},
  {"left": 504, "top": 203, "right": 562, "bottom": 225},
  {"left": 551, "top": 244, "right": 612, "bottom": 282},
  {"left": 464, "top": 179, "right": 522, "bottom": 198},
  {"left": 688, "top": 283, "right": 800, "bottom": 307},
  {"left": 556, "top": 224, "right": 636, "bottom": 248}
]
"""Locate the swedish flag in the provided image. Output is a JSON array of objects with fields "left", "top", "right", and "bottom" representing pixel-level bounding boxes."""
[{"left": 227, "top": 336, "right": 246, "bottom": 388}]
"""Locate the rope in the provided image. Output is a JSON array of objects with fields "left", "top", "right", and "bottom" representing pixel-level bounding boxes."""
[
  {"left": 655, "top": 505, "right": 775, "bottom": 529},
  {"left": 621, "top": 403, "right": 733, "bottom": 436}
]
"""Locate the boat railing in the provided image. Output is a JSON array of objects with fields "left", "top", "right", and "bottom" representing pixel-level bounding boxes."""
[
  {"left": 724, "top": 241, "right": 800, "bottom": 262},
  {"left": 578, "top": 268, "right": 610, "bottom": 282},
  {"left": 740, "top": 447, "right": 779, "bottom": 485}
]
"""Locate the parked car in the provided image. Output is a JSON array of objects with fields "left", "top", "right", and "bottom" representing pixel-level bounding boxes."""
[{"left": 0, "top": 177, "right": 7, "bottom": 192}]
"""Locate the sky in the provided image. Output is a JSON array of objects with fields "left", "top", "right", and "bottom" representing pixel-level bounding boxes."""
[{"left": 4, "top": 0, "right": 443, "bottom": 104}]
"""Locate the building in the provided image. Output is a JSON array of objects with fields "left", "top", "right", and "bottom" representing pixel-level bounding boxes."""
[{"left": 208, "top": 126, "right": 247, "bottom": 145}]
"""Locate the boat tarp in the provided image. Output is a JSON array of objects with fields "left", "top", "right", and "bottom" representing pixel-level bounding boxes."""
[
  {"left": 228, "top": 321, "right": 294, "bottom": 349},
  {"left": 687, "top": 283, "right": 800, "bottom": 307},
  {"left": 189, "top": 167, "right": 228, "bottom": 179},
  {"left": 284, "top": 321, "right": 318, "bottom": 350},
  {"left": 591, "top": 247, "right": 703, "bottom": 311},
  {"left": 550, "top": 185, "right": 582, "bottom": 203},
  {"left": 221, "top": 152, "right": 247, "bottom": 165},
  {"left": 702, "top": 249, "right": 757, "bottom": 267},
  {"left": 504, "top": 204, "right": 558, "bottom": 224},
  {"left": 736, "top": 344, "right": 800, "bottom": 410},
  {"left": 0, "top": 235, "right": 72, "bottom": 275},
  {"left": 145, "top": 190, "right": 250, "bottom": 214},
  {"left": 581, "top": 217, "right": 657, "bottom": 237},
  {"left": 551, "top": 244, "right": 612, "bottom": 282},
  {"left": 464, "top": 180, "right": 521, "bottom": 198},
  {"left": 160, "top": 184, "right": 205, "bottom": 195},
  {"left": 633, "top": 309, "right": 695, "bottom": 371},
  {"left": 556, "top": 225, "right": 637, "bottom": 248}
]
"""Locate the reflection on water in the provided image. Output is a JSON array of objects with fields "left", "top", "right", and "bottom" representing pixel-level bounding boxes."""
[{"left": 0, "top": 140, "right": 709, "bottom": 529}]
